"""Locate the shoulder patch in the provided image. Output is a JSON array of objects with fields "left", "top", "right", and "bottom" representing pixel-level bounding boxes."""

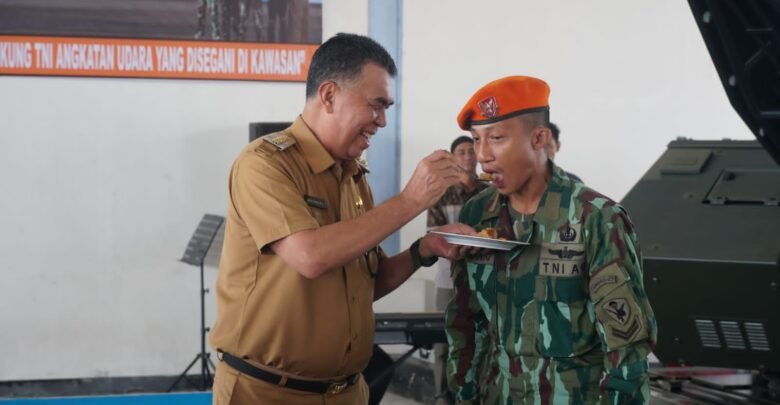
[
  {"left": 589, "top": 261, "right": 630, "bottom": 302},
  {"left": 261, "top": 132, "right": 296, "bottom": 151}
]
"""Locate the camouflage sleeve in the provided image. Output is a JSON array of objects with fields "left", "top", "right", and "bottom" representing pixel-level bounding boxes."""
[
  {"left": 585, "top": 204, "right": 658, "bottom": 404},
  {"left": 445, "top": 257, "right": 490, "bottom": 403},
  {"left": 427, "top": 197, "right": 448, "bottom": 229}
]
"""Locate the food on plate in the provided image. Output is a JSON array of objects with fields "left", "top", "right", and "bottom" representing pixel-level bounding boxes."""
[
  {"left": 475, "top": 227, "right": 508, "bottom": 240},
  {"left": 478, "top": 227, "right": 498, "bottom": 238}
]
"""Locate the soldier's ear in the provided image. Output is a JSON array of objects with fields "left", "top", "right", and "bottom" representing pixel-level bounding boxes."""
[
  {"left": 532, "top": 126, "right": 552, "bottom": 150},
  {"left": 319, "top": 80, "right": 338, "bottom": 113}
]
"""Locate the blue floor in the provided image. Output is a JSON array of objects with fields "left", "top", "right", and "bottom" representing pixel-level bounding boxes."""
[{"left": 0, "top": 393, "right": 211, "bottom": 405}]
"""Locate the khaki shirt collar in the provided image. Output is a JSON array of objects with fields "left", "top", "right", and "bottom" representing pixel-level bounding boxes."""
[
  {"left": 290, "top": 116, "right": 336, "bottom": 175},
  {"left": 291, "top": 116, "right": 363, "bottom": 180}
]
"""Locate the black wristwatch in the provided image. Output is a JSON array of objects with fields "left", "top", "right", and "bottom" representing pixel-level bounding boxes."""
[{"left": 410, "top": 237, "right": 439, "bottom": 270}]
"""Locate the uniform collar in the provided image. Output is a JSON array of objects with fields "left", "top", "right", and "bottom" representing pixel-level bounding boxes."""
[
  {"left": 290, "top": 116, "right": 336, "bottom": 175},
  {"left": 480, "top": 191, "right": 502, "bottom": 222},
  {"left": 534, "top": 162, "right": 570, "bottom": 222},
  {"left": 291, "top": 116, "right": 364, "bottom": 180},
  {"left": 332, "top": 159, "right": 362, "bottom": 182}
]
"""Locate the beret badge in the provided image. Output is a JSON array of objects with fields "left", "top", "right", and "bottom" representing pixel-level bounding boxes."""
[{"left": 478, "top": 96, "right": 499, "bottom": 119}]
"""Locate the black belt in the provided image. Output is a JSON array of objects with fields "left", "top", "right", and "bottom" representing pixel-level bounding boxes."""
[{"left": 219, "top": 351, "right": 360, "bottom": 395}]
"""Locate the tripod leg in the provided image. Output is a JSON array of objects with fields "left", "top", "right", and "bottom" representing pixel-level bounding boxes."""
[
  {"left": 203, "top": 355, "right": 214, "bottom": 389},
  {"left": 198, "top": 260, "right": 213, "bottom": 391},
  {"left": 168, "top": 354, "right": 200, "bottom": 392},
  {"left": 207, "top": 353, "right": 217, "bottom": 370}
]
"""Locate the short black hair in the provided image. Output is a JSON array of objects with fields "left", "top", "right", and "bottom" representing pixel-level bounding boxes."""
[
  {"left": 305, "top": 33, "right": 397, "bottom": 99},
  {"left": 548, "top": 122, "right": 560, "bottom": 141},
  {"left": 517, "top": 110, "right": 550, "bottom": 133},
  {"left": 450, "top": 135, "right": 473, "bottom": 153}
]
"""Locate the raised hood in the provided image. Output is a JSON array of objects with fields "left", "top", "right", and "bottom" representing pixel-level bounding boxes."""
[{"left": 688, "top": 0, "right": 780, "bottom": 164}]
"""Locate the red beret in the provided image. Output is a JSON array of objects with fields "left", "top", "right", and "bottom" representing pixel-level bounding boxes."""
[{"left": 457, "top": 76, "right": 550, "bottom": 130}]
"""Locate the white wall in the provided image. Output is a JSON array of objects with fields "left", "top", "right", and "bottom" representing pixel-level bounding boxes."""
[
  {"left": 395, "top": 0, "right": 755, "bottom": 288},
  {"left": 323, "top": 0, "right": 367, "bottom": 37},
  {"left": 0, "top": 77, "right": 304, "bottom": 380}
]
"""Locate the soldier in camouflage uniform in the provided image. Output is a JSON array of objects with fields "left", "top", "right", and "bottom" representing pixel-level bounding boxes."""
[{"left": 446, "top": 76, "right": 657, "bottom": 405}]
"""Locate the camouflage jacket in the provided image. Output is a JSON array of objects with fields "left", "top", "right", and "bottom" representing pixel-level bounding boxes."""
[{"left": 446, "top": 165, "right": 657, "bottom": 405}]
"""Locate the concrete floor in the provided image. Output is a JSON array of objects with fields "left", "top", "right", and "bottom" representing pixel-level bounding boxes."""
[{"left": 379, "top": 392, "right": 425, "bottom": 405}]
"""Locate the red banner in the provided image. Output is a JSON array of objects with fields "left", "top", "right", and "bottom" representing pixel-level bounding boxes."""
[{"left": 0, "top": 35, "right": 318, "bottom": 81}]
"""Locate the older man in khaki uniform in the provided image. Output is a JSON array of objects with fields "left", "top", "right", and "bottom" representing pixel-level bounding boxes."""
[{"left": 210, "top": 33, "right": 476, "bottom": 405}]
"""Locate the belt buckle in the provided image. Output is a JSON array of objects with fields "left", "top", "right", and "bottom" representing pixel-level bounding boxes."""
[{"left": 327, "top": 381, "right": 348, "bottom": 395}]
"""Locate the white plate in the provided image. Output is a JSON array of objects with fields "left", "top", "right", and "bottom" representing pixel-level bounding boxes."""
[{"left": 428, "top": 231, "right": 528, "bottom": 251}]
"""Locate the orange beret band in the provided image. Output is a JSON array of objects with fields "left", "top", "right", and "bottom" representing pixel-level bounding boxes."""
[{"left": 468, "top": 105, "right": 549, "bottom": 128}]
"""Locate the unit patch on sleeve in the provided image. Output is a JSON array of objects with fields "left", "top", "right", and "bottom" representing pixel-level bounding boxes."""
[
  {"left": 595, "top": 284, "right": 648, "bottom": 349},
  {"left": 591, "top": 275, "right": 618, "bottom": 296},
  {"left": 602, "top": 298, "right": 630, "bottom": 324},
  {"left": 610, "top": 318, "right": 641, "bottom": 341},
  {"left": 588, "top": 262, "right": 628, "bottom": 302}
]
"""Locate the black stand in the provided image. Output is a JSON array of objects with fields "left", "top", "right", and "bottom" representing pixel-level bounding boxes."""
[
  {"left": 168, "top": 214, "right": 224, "bottom": 392},
  {"left": 363, "top": 345, "right": 395, "bottom": 405}
]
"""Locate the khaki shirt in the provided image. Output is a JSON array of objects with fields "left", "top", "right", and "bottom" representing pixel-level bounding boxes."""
[{"left": 210, "top": 117, "right": 383, "bottom": 380}]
